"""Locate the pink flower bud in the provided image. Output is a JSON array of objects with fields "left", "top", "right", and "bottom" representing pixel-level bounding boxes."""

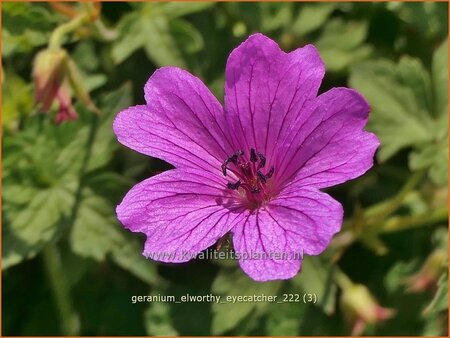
[
  {"left": 341, "top": 284, "right": 396, "bottom": 335},
  {"left": 406, "top": 250, "right": 446, "bottom": 293},
  {"left": 32, "top": 48, "right": 98, "bottom": 123}
]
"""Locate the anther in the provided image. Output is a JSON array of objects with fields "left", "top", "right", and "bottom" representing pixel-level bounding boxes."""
[
  {"left": 221, "top": 162, "right": 228, "bottom": 176},
  {"left": 266, "top": 166, "right": 274, "bottom": 178},
  {"left": 229, "top": 150, "right": 243, "bottom": 164},
  {"left": 257, "top": 152, "right": 266, "bottom": 169},
  {"left": 229, "top": 154, "right": 238, "bottom": 164},
  {"left": 250, "top": 148, "right": 257, "bottom": 162},
  {"left": 227, "top": 180, "right": 241, "bottom": 190},
  {"left": 257, "top": 170, "right": 267, "bottom": 183}
]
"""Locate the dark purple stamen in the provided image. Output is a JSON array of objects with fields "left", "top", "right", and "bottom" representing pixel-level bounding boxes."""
[
  {"left": 250, "top": 148, "right": 257, "bottom": 162},
  {"left": 257, "top": 152, "right": 266, "bottom": 169},
  {"left": 229, "top": 154, "right": 238, "bottom": 164},
  {"left": 227, "top": 180, "right": 241, "bottom": 190},
  {"left": 221, "top": 162, "right": 227, "bottom": 176},
  {"left": 222, "top": 149, "right": 275, "bottom": 201},
  {"left": 257, "top": 170, "right": 267, "bottom": 183},
  {"left": 222, "top": 151, "right": 244, "bottom": 176}
]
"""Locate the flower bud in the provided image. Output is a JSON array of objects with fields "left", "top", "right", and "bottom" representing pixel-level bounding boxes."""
[
  {"left": 405, "top": 249, "right": 447, "bottom": 293},
  {"left": 341, "top": 284, "right": 395, "bottom": 335},
  {"left": 33, "top": 48, "right": 68, "bottom": 112},
  {"left": 32, "top": 47, "right": 99, "bottom": 124}
]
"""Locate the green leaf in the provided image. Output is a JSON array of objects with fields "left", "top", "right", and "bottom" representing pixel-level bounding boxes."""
[
  {"left": 290, "top": 256, "right": 337, "bottom": 315},
  {"left": 3, "top": 2, "right": 56, "bottom": 34},
  {"left": 350, "top": 59, "right": 434, "bottom": 161},
  {"left": 259, "top": 3, "right": 293, "bottom": 32},
  {"left": 2, "top": 120, "right": 83, "bottom": 268},
  {"left": 225, "top": 3, "right": 293, "bottom": 33},
  {"left": 2, "top": 72, "right": 34, "bottom": 129},
  {"left": 169, "top": 20, "right": 204, "bottom": 54},
  {"left": 2, "top": 3, "right": 57, "bottom": 57},
  {"left": 316, "top": 19, "right": 372, "bottom": 72},
  {"left": 164, "top": 2, "right": 215, "bottom": 19},
  {"left": 211, "top": 268, "right": 282, "bottom": 334},
  {"left": 410, "top": 39, "right": 449, "bottom": 184},
  {"left": 350, "top": 40, "right": 448, "bottom": 184},
  {"left": 265, "top": 287, "right": 306, "bottom": 335},
  {"left": 2, "top": 84, "right": 133, "bottom": 269},
  {"left": 432, "top": 39, "right": 448, "bottom": 117},
  {"left": 144, "top": 297, "right": 179, "bottom": 336},
  {"left": 291, "top": 3, "right": 336, "bottom": 36},
  {"left": 70, "top": 189, "right": 159, "bottom": 286},
  {"left": 409, "top": 137, "right": 448, "bottom": 185},
  {"left": 3, "top": 184, "right": 75, "bottom": 269},
  {"left": 141, "top": 17, "right": 187, "bottom": 68},
  {"left": 84, "top": 83, "right": 133, "bottom": 172},
  {"left": 110, "top": 12, "right": 145, "bottom": 64},
  {"left": 112, "top": 3, "right": 205, "bottom": 66},
  {"left": 390, "top": 2, "right": 448, "bottom": 41}
]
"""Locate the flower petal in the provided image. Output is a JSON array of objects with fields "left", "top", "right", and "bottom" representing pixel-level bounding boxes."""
[
  {"left": 232, "top": 187, "right": 342, "bottom": 281},
  {"left": 224, "top": 33, "right": 324, "bottom": 164},
  {"left": 276, "top": 88, "right": 380, "bottom": 189},
  {"left": 116, "top": 169, "right": 245, "bottom": 262},
  {"left": 113, "top": 67, "right": 234, "bottom": 174}
]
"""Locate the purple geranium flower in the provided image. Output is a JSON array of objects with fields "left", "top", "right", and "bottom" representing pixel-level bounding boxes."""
[{"left": 113, "top": 33, "right": 379, "bottom": 281}]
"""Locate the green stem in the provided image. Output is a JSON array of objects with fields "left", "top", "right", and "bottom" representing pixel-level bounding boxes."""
[
  {"left": 42, "top": 245, "right": 80, "bottom": 335},
  {"left": 378, "top": 206, "right": 448, "bottom": 233},
  {"left": 365, "top": 169, "right": 426, "bottom": 220},
  {"left": 334, "top": 268, "right": 354, "bottom": 290},
  {"left": 49, "top": 14, "right": 89, "bottom": 50}
]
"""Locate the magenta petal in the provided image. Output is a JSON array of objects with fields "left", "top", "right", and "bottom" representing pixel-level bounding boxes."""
[
  {"left": 276, "top": 88, "right": 380, "bottom": 189},
  {"left": 232, "top": 187, "right": 342, "bottom": 281},
  {"left": 224, "top": 33, "right": 324, "bottom": 165},
  {"left": 114, "top": 67, "right": 234, "bottom": 173},
  {"left": 116, "top": 169, "right": 245, "bottom": 262}
]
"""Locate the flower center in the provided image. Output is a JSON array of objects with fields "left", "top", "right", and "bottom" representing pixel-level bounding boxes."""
[{"left": 221, "top": 148, "right": 274, "bottom": 207}]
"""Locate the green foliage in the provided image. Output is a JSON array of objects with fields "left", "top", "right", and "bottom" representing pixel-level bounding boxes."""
[
  {"left": 2, "top": 2, "right": 448, "bottom": 336},
  {"left": 3, "top": 121, "right": 80, "bottom": 268},
  {"left": 350, "top": 38, "right": 448, "bottom": 184},
  {"left": 2, "top": 72, "right": 34, "bottom": 129},
  {"left": 389, "top": 2, "right": 448, "bottom": 41},
  {"left": 291, "top": 3, "right": 336, "bottom": 36},
  {"left": 290, "top": 256, "right": 337, "bottom": 315},
  {"left": 316, "top": 19, "right": 373, "bottom": 72},
  {"left": 112, "top": 2, "right": 213, "bottom": 66},
  {"left": 211, "top": 268, "right": 282, "bottom": 334},
  {"left": 2, "top": 2, "right": 58, "bottom": 57}
]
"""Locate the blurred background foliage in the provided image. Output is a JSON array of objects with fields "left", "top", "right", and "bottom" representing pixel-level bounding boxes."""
[{"left": 2, "top": 2, "right": 448, "bottom": 336}]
